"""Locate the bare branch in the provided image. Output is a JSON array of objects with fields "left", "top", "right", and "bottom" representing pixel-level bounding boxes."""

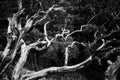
[
  {"left": 12, "top": 39, "right": 48, "bottom": 80},
  {"left": 65, "top": 30, "right": 82, "bottom": 40},
  {"left": 64, "top": 41, "right": 85, "bottom": 66},
  {"left": 18, "top": 0, "right": 23, "bottom": 10},
  {"left": 105, "top": 56, "right": 120, "bottom": 80},
  {"left": 12, "top": 39, "right": 27, "bottom": 80},
  {"left": 64, "top": 45, "right": 71, "bottom": 66},
  {"left": 53, "top": 6, "right": 66, "bottom": 12},
  {"left": 43, "top": 21, "right": 53, "bottom": 47},
  {"left": 96, "top": 39, "right": 105, "bottom": 50},
  {"left": 24, "top": 18, "right": 34, "bottom": 32},
  {"left": 21, "top": 56, "right": 92, "bottom": 80},
  {"left": 32, "top": 4, "right": 66, "bottom": 25},
  {"left": 20, "top": 68, "right": 35, "bottom": 77},
  {"left": 2, "top": 42, "right": 11, "bottom": 60},
  {"left": 7, "top": 18, "right": 13, "bottom": 34}
]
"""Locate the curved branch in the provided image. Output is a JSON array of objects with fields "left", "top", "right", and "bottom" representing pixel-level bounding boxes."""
[
  {"left": 21, "top": 56, "right": 92, "bottom": 80},
  {"left": 12, "top": 39, "right": 48, "bottom": 80}
]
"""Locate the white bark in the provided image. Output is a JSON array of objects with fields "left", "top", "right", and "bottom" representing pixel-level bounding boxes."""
[
  {"left": 12, "top": 39, "right": 48, "bottom": 80},
  {"left": 21, "top": 56, "right": 92, "bottom": 80}
]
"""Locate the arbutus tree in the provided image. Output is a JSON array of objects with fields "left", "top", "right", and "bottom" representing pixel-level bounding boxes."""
[{"left": 0, "top": 0, "right": 120, "bottom": 80}]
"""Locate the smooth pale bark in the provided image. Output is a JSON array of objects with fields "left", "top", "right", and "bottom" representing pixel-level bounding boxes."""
[
  {"left": 12, "top": 39, "right": 47, "bottom": 80},
  {"left": 21, "top": 56, "right": 92, "bottom": 80}
]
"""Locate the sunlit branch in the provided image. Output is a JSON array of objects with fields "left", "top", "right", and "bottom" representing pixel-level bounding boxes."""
[
  {"left": 64, "top": 46, "right": 69, "bottom": 66},
  {"left": 2, "top": 43, "right": 11, "bottom": 60},
  {"left": 21, "top": 56, "right": 92, "bottom": 80},
  {"left": 65, "top": 30, "right": 82, "bottom": 40},
  {"left": 12, "top": 39, "right": 48, "bottom": 80},
  {"left": 33, "top": 5, "right": 57, "bottom": 25},
  {"left": 64, "top": 40, "right": 86, "bottom": 66},
  {"left": 105, "top": 56, "right": 120, "bottom": 80},
  {"left": 12, "top": 39, "right": 27, "bottom": 80},
  {"left": 44, "top": 21, "right": 50, "bottom": 43},
  {"left": 2, "top": 0, "right": 24, "bottom": 59},
  {"left": 96, "top": 39, "right": 105, "bottom": 50}
]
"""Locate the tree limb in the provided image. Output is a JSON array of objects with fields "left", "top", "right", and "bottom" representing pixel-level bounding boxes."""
[
  {"left": 21, "top": 56, "right": 92, "bottom": 80},
  {"left": 105, "top": 56, "right": 120, "bottom": 80}
]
